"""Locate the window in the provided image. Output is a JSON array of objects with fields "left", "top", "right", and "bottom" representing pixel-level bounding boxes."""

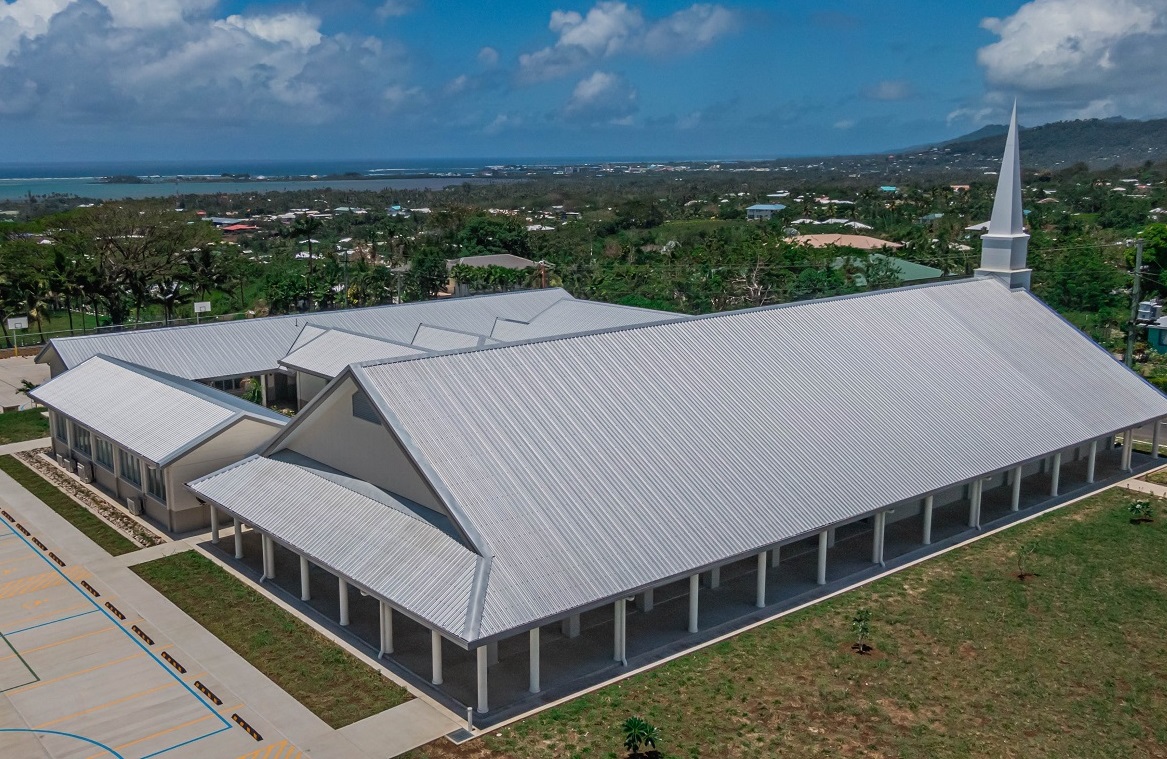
[
  {"left": 54, "top": 413, "right": 68, "bottom": 442},
  {"left": 94, "top": 438, "right": 114, "bottom": 469},
  {"left": 146, "top": 466, "right": 166, "bottom": 501},
  {"left": 119, "top": 448, "right": 142, "bottom": 486},
  {"left": 71, "top": 423, "right": 91, "bottom": 456},
  {"left": 211, "top": 378, "right": 243, "bottom": 392}
]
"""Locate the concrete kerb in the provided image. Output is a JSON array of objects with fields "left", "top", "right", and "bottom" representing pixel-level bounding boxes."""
[
  {"left": 190, "top": 539, "right": 450, "bottom": 717},
  {"left": 450, "top": 468, "right": 1167, "bottom": 743}
]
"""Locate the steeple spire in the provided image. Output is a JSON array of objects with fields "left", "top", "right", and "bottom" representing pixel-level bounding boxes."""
[{"left": 975, "top": 101, "right": 1031, "bottom": 289}]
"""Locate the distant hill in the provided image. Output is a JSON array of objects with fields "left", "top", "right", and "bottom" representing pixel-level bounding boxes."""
[{"left": 941, "top": 117, "right": 1167, "bottom": 169}]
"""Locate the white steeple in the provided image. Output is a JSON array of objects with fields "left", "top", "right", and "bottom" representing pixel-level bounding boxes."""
[{"left": 975, "top": 101, "right": 1031, "bottom": 289}]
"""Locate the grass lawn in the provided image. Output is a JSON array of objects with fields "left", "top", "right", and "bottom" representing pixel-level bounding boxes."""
[
  {"left": 412, "top": 488, "right": 1167, "bottom": 759},
  {"left": 133, "top": 551, "right": 410, "bottom": 728},
  {"left": 0, "top": 455, "right": 137, "bottom": 555},
  {"left": 0, "top": 409, "right": 49, "bottom": 444}
]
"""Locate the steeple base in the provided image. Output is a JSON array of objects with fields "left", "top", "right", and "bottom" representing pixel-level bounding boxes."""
[{"left": 975, "top": 267, "right": 1031, "bottom": 290}]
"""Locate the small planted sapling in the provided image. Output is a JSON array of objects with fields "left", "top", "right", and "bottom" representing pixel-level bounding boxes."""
[
  {"left": 1015, "top": 541, "right": 1037, "bottom": 581},
  {"left": 622, "top": 716, "right": 662, "bottom": 758},
  {"left": 851, "top": 608, "right": 873, "bottom": 654},
  {"left": 1128, "top": 499, "right": 1154, "bottom": 524}
]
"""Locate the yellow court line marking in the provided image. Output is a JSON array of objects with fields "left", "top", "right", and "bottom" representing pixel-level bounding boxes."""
[
  {"left": 106, "top": 713, "right": 218, "bottom": 755},
  {"left": 0, "top": 571, "right": 66, "bottom": 600},
  {"left": 35, "top": 681, "right": 179, "bottom": 729},
  {"left": 0, "top": 601, "right": 91, "bottom": 630},
  {"left": 237, "top": 739, "right": 303, "bottom": 759},
  {"left": 0, "top": 624, "right": 114, "bottom": 662},
  {"left": 9, "top": 652, "right": 145, "bottom": 693}
]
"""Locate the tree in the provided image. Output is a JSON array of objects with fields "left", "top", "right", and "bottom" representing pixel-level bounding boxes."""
[
  {"left": 403, "top": 246, "right": 450, "bottom": 301},
  {"left": 852, "top": 608, "right": 872, "bottom": 653},
  {"left": 456, "top": 214, "right": 531, "bottom": 259}
]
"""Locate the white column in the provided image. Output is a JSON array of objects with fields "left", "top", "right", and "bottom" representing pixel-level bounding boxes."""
[
  {"left": 613, "top": 599, "right": 626, "bottom": 662},
  {"left": 637, "top": 588, "right": 654, "bottom": 613},
  {"left": 260, "top": 375, "right": 269, "bottom": 407},
  {"left": 430, "top": 630, "right": 443, "bottom": 685},
  {"left": 209, "top": 507, "right": 219, "bottom": 544},
  {"left": 338, "top": 577, "right": 349, "bottom": 626},
  {"left": 1122, "top": 429, "right": 1134, "bottom": 471},
  {"left": 234, "top": 520, "right": 243, "bottom": 559},
  {"left": 968, "top": 480, "right": 982, "bottom": 528},
  {"left": 708, "top": 566, "right": 720, "bottom": 589},
  {"left": 770, "top": 545, "right": 780, "bottom": 568},
  {"left": 529, "top": 627, "right": 540, "bottom": 693},
  {"left": 300, "top": 555, "right": 311, "bottom": 601},
  {"left": 1050, "top": 452, "right": 1062, "bottom": 496},
  {"left": 1011, "top": 465, "right": 1023, "bottom": 511},
  {"left": 817, "top": 529, "right": 828, "bottom": 586},
  {"left": 1087, "top": 440, "right": 1097, "bottom": 483},
  {"left": 1154, "top": 420, "right": 1162, "bottom": 459},
  {"left": 922, "top": 495, "right": 934, "bottom": 546},
  {"left": 261, "top": 534, "right": 275, "bottom": 580},
  {"left": 561, "top": 614, "right": 580, "bottom": 638},
  {"left": 687, "top": 575, "right": 699, "bottom": 633},
  {"left": 755, "top": 552, "right": 767, "bottom": 609},
  {"left": 476, "top": 646, "right": 488, "bottom": 714},
  {"left": 379, "top": 601, "right": 394, "bottom": 657},
  {"left": 871, "top": 512, "right": 883, "bottom": 564}
]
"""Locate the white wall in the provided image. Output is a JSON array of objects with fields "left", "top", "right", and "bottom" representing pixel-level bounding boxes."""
[
  {"left": 297, "top": 372, "right": 328, "bottom": 410},
  {"left": 167, "top": 418, "right": 285, "bottom": 532},
  {"left": 278, "top": 377, "right": 446, "bottom": 515}
]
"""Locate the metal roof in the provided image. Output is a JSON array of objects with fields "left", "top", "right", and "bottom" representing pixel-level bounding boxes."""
[
  {"left": 488, "top": 299, "right": 686, "bottom": 342},
  {"left": 279, "top": 328, "right": 426, "bottom": 379},
  {"left": 411, "top": 324, "right": 495, "bottom": 352},
  {"left": 29, "top": 356, "right": 287, "bottom": 466},
  {"left": 38, "top": 289, "right": 575, "bottom": 381},
  {"left": 188, "top": 455, "right": 480, "bottom": 639},
  {"left": 341, "top": 277, "right": 1167, "bottom": 641}
]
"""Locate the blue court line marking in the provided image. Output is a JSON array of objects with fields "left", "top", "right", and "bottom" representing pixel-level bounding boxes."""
[
  {"left": 139, "top": 724, "right": 233, "bottom": 759},
  {"left": 0, "top": 727, "right": 125, "bottom": 758},
  {"left": 0, "top": 519, "right": 232, "bottom": 752},
  {"left": 5, "top": 609, "right": 100, "bottom": 636}
]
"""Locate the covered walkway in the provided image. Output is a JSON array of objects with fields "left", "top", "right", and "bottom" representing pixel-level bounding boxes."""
[{"left": 206, "top": 434, "right": 1148, "bottom": 726}]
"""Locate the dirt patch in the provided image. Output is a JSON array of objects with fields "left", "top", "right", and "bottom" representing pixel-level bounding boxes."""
[
  {"left": 16, "top": 449, "right": 163, "bottom": 548},
  {"left": 839, "top": 640, "right": 887, "bottom": 660}
]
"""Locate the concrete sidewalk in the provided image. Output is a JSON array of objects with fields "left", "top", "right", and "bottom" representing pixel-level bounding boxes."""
[{"left": 0, "top": 437, "right": 51, "bottom": 456}]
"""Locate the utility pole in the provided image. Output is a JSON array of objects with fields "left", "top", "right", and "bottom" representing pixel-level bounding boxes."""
[{"left": 1126, "top": 239, "right": 1145, "bottom": 368}]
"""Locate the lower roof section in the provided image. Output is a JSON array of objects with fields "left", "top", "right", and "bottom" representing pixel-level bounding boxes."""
[{"left": 188, "top": 455, "right": 482, "bottom": 642}]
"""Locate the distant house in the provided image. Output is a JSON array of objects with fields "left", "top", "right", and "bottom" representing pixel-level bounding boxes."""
[
  {"left": 832, "top": 253, "right": 944, "bottom": 285},
  {"left": 746, "top": 203, "right": 786, "bottom": 221},
  {"left": 793, "top": 233, "right": 903, "bottom": 251},
  {"left": 879, "top": 186, "right": 898, "bottom": 193}
]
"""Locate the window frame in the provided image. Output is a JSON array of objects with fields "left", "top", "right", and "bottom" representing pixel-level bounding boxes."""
[
  {"left": 118, "top": 448, "right": 142, "bottom": 487},
  {"left": 94, "top": 437, "right": 114, "bottom": 470},
  {"left": 71, "top": 423, "right": 91, "bottom": 457}
]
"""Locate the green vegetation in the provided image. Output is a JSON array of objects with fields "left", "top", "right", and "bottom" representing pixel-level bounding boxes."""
[
  {"left": 0, "top": 455, "right": 136, "bottom": 555},
  {"left": 414, "top": 488, "right": 1167, "bottom": 758},
  {"left": 0, "top": 409, "right": 48, "bottom": 445},
  {"left": 132, "top": 551, "right": 410, "bottom": 727}
]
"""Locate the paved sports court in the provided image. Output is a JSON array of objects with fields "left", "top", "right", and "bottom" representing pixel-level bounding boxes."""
[{"left": 0, "top": 508, "right": 302, "bottom": 759}]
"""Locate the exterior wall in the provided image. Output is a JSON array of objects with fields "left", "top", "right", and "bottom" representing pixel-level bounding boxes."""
[
  {"left": 167, "top": 419, "right": 285, "bottom": 532},
  {"left": 296, "top": 372, "right": 328, "bottom": 410},
  {"left": 279, "top": 378, "right": 446, "bottom": 514},
  {"left": 43, "top": 353, "right": 68, "bottom": 378}
]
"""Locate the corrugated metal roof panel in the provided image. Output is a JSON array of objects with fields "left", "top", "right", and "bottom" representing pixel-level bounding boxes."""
[
  {"left": 411, "top": 324, "right": 490, "bottom": 352},
  {"left": 29, "top": 356, "right": 286, "bottom": 464},
  {"left": 280, "top": 329, "right": 426, "bottom": 378},
  {"left": 353, "top": 278, "right": 1167, "bottom": 639},
  {"left": 489, "top": 299, "right": 683, "bottom": 342},
  {"left": 188, "top": 456, "right": 479, "bottom": 639},
  {"left": 42, "top": 289, "right": 574, "bottom": 380}
]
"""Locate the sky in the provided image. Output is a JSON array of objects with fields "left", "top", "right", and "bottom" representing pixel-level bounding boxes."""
[{"left": 1, "top": 0, "right": 1165, "bottom": 163}]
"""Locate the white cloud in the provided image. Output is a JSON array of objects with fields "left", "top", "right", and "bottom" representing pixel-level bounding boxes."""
[
  {"left": 477, "top": 46, "right": 499, "bottom": 66},
  {"left": 0, "top": 0, "right": 413, "bottom": 125},
  {"left": 484, "top": 112, "right": 520, "bottom": 134},
  {"left": 861, "top": 79, "right": 914, "bottom": 101},
  {"left": 834, "top": 119, "right": 855, "bottom": 130},
  {"left": 376, "top": 0, "right": 418, "bottom": 19},
  {"left": 562, "top": 70, "right": 637, "bottom": 123},
  {"left": 518, "top": 2, "right": 738, "bottom": 83},
  {"left": 973, "top": 0, "right": 1167, "bottom": 118}
]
